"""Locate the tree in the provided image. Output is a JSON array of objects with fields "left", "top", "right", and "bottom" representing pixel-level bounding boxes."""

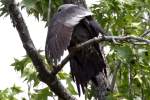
[{"left": 0, "top": 0, "right": 150, "bottom": 100}]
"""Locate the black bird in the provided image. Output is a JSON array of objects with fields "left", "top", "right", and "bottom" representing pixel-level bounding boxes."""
[{"left": 45, "top": 4, "right": 107, "bottom": 95}]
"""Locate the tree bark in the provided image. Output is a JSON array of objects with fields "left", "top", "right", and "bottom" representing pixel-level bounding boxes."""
[{"left": 6, "top": 0, "right": 76, "bottom": 100}]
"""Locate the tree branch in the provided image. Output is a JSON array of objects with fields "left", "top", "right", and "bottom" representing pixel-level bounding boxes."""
[
  {"left": 51, "top": 35, "right": 150, "bottom": 75},
  {"left": 140, "top": 29, "right": 150, "bottom": 37},
  {"left": 110, "top": 60, "right": 121, "bottom": 92},
  {"left": 7, "top": 0, "right": 76, "bottom": 100}
]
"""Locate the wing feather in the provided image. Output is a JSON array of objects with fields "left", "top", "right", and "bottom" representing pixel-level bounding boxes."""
[{"left": 45, "top": 4, "right": 92, "bottom": 65}]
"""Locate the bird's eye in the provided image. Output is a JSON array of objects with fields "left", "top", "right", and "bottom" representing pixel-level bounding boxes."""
[{"left": 58, "top": 8, "right": 62, "bottom": 12}]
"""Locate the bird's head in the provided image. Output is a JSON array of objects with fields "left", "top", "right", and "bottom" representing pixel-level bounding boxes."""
[{"left": 57, "top": 4, "right": 77, "bottom": 12}]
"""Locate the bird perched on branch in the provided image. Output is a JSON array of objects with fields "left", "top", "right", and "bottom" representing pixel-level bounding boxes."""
[{"left": 45, "top": 4, "right": 107, "bottom": 95}]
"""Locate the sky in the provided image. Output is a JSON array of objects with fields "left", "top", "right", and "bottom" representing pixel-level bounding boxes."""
[
  {"left": 0, "top": 0, "right": 98, "bottom": 99},
  {"left": 0, "top": 8, "right": 48, "bottom": 99}
]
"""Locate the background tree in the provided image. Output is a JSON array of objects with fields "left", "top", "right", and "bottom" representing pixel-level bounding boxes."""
[{"left": 0, "top": 0, "right": 150, "bottom": 100}]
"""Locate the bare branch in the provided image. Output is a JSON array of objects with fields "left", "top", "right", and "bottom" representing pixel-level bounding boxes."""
[
  {"left": 77, "top": 35, "right": 150, "bottom": 47},
  {"left": 110, "top": 61, "right": 121, "bottom": 92},
  {"left": 51, "top": 35, "right": 150, "bottom": 75},
  {"left": 6, "top": 0, "right": 76, "bottom": 99},
  {"left": 140, "top": 29, "right": 150, "bottom": 37}
]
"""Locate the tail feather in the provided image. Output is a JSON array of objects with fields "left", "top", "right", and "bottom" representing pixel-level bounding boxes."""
[{"left": 69, "top": 44, "right": 106, "bottom": 95}]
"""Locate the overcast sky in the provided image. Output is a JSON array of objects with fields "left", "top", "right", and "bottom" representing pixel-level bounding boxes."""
[{"left": 0, "top": 0, "right": 98, "bottom": 99}]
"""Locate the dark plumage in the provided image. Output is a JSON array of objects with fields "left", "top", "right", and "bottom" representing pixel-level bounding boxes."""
[{"left": 45, "top": 4, "right": 107, "bottom": 95}]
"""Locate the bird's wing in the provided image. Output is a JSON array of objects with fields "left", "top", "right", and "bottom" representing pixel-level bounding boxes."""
[
  {"left": 89, "top": 19, "right": 106, "bottom": 35},
  {"left": 45, "top": 5, "right": 92, "bottom": 65}
]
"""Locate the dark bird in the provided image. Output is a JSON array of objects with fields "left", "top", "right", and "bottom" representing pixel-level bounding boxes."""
[{"left": 45, "top": 4, "right": 107, "bottom": 95}]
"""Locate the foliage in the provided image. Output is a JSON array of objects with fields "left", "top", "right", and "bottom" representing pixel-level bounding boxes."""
[
  {"left": 91, "top": 0, "right": 150, "bottom": 99},
  {"left": 10, "top": 55, "right": 77, "bottom": 99},
  {"left": 0, "top": 0, "right": 150, "bottom": 99},
  {"left": 21, "top": 0, "right": 63, "bottom": 21},
  {"left": 0, "top": 0, "right": 63, "bottom": 20},
  {"left": 0, "top": 85, "right": 23, "bottom": 100},
  {"left": 0, "top": 0, "right": 10, "bottom": 17}
]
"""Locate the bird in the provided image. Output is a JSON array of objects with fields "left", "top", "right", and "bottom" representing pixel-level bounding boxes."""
[{"left": 45, "top": 4, "right": 107, "bottom": 95}]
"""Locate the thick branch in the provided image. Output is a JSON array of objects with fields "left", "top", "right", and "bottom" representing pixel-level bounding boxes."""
[{"left": 7, "top": 0, "right": 76, "bottom": 100}]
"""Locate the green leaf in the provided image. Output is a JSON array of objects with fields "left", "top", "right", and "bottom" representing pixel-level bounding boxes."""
[
  {"left": 66, "top": 78, "right": 77, "bottom": 95},
  {"left": 12, "top": 85, "right": 23, "bottom": 93},
  {"left": 57, "top": 72, "right": 69, "bottom": 80},
  {"left": 21, "top": 0, "right": 63, "bottom": 21},
  {"left": 0, "top": 85, "right": 23, "bottom": 100},
  {"left": 134, "top": 74, "right": 143, "bottom": 84},
  {"left": 21, "top": 0, "right": 38, "bottom": 9},
  {"left": 32, "top": 87, "right": 52, "bottom": 100},
  {"left": 115, "top": 45, "right": 133, "bottom": 62},
  {"left": 11, "top": 57, "right": 31, "bottom": 74}
]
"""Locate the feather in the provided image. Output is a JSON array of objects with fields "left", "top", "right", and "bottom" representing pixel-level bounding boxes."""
[{"left": 45, "top": 4, "right": 92, "bottom": 65}]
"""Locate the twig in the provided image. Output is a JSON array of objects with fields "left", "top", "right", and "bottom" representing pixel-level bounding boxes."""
[
  {"left": 7, "top": 0, "right": 76, "bottom": 100},
  {"left": 47, "top": 0, "right": 51, "bottom": 23},
  {"left": 128, "top": 64, "right": 132, "bottom": 99},
  {"left": 110, "top": 61, "right": 121, "bottom": 92},
  {"left": 51, "top": 35, "right": 150, "bottom": 75},
  {"left": 140, "top": 29, "right": 150, "bottom": 37}
]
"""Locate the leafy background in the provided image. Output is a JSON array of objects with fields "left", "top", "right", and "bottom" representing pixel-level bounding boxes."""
[{"left": 0, "top": 0, "right": 150, "bottom": 99}]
